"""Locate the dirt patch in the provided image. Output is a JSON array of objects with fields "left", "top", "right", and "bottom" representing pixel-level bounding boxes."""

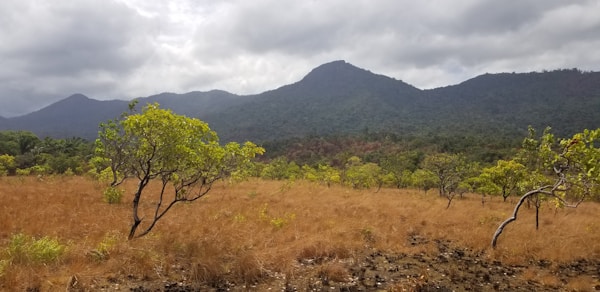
[{"left": 75, "top": 239, "right": 600, "bottom": 292}]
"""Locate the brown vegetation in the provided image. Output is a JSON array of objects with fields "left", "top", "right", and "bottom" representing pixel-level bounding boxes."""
[{"left": 0, "top": 176, "right": 599, "bottom": 291}]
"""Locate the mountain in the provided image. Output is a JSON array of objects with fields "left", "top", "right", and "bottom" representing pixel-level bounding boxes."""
[
  {"left": 0, "top": 61, "right": 599, "bottom": 142},
  {"left": 204, "top": 61, "right": 424, "bottom": 141},
  {"left": 0, "top": 91, "right": 244, "bottom": 140},
  {"left": 4, "top": 94, "right": 129, "bottom": 140}
]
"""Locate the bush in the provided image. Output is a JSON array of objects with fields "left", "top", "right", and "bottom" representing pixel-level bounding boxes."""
[
  {"left": 89, "top": 233, "right": 120, "bottom": 262},
  {"left": 6, "top": 233, "right": 65, "bottom": 264},
  {"left": 0, "top": 259, "right": 7, "bottom": 277},
  {"left": 103, "top": 186, "right": 124, "bottom": 204},
  {"left": 15, "top": 168, "right": 31, "bottom": 176}
]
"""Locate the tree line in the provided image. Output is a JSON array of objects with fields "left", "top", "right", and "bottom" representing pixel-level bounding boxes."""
[{"left": 0, "top": 131, "right": 92, "bottom": 176}]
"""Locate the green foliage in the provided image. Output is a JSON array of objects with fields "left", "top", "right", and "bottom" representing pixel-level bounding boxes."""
[
  {"left": 380, "top": 151, "right": 422, "bottom": 187},
  {"left": 0, "top": 154, "right": 15, "bottom": 176},
  {"left": 343, "top": 156, "right": 383, "bottom": 189},
  {"left": 6, "top": 233, "right": 66, "bottom": 264},
  {"left": 478, "top": 160, "right": 526, "bottom": 200},
  {"left": 0, "top": 131, "right": 40, "bottom": 156},
  {"left": 317, "top": 164, "right": 341, "bottom": 186},
  {"left": 28, "top": 164, "right": 52, "bottom": 175},
  {"left": 0, "top": 259, "right": 7, "bottom": 277},
  {"left": 103, "top": 186, "right": 124, "bottom": 204},
  {"left": 558, "top": 128, "right": 600, "bottom": 201},
  {"left": 15, "top": 168, "right": 30, "bottom": 176},
  {"left": 89, "top": 233, "right": 119, "bottom": 262},
  {"left": 421, "top": 153, "right": 468, "bottom": 197},
  {"left": 260, "top": 157, "right": 301, "bottom": 180},
  {"left": 410, "top": 169, "right": 437, "bottom": 193},
  {"left": 258, "top": 203, "right": 295, "bottom": 229},
  {"left": 270, "top": 217, "right": 287, "bottom": 229},
  {"left": 0, "top": 131, "right": 92, "bottom": 175}
]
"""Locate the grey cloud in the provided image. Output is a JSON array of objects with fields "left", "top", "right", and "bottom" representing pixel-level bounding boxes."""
[
  {"left": 0, "top": 0, "right": 599, "bottom": 117},
  {"left": 1, "top": 1, "right": 152, "bottom": 76},
  {"left": 449, "top": 0, "right": 565, "bottom": 35}
]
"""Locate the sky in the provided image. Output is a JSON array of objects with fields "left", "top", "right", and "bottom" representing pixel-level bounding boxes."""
[{"left": 1, "top": 0, "right": 599, "bottom": 117}]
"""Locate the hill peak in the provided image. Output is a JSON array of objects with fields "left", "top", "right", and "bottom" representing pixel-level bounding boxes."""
[
  {"left": 63, "top": 93, "right": 91, "bottom": 102},
  {"left": 301, "top": 60, "right": 366, "bottom": 82}
]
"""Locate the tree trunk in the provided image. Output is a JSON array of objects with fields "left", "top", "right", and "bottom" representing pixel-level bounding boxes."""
[{"left": 128, "top": 177, "right": 149, "bottom": 240}]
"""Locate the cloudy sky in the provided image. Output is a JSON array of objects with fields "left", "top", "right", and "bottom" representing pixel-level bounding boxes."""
[{"left": 1, "top": 0, "right": 599, "bottom": 117}]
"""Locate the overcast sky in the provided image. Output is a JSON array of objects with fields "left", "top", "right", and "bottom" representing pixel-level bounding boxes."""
[{"left": 1, "top": 0, "right": 599, "bottom": 117}]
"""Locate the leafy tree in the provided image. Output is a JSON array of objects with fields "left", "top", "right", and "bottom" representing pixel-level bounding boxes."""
[
  {"left": 421, "top": 153, "right": 466, "bottom": 197},
  {"left": 421, "top": 153, "right": 470, "bottom": 208},
  {"left": 0, "top": 131, "right": 40, "bottom": 156},
  {"left": 478, "top": 159, "right": 526, "bottom": 201},
  {"left": 379, "top": 151, "right": 422, "bottom": 188},
  {"left": 96, "top": 103, "right": 264, "bottom": 239},
  {"left": 410, "top": 169, "right": 437, "bottom": 194},
  {"left": 316, "top": 164, "right": 341, "bottom": 187},
  {"left": 492, "top": 127, "right": 600, "bottom": 248},
  {"left": 343, "top": 156, "right": 383, "bottom": 189},
  {"left": 260, "top": 156, "right": 301, "bottom": 180}
]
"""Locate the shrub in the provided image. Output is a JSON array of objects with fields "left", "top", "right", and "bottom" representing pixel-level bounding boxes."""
[
  {"left": 6, "top": 233, "right": 65, "bottom": 264},
  {"left": 103, "top": 186, "right": 124, "bottom": 204},
  {"left": 89, "top": 233, "right": 119, "bottom": 261},
  {"left": 15, "top": 168, "right": 31, "bottom": 176},
  {"left": 0, "top": 259, "right": 7, "bottom": 277}
]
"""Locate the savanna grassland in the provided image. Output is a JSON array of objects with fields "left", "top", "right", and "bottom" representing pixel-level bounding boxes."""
[{"left": 1, "top": 176, "right": 599, "bottom": 291}]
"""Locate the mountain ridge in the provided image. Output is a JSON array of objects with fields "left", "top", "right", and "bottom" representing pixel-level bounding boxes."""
[{"left": 0, "top": 61, "right": 599, "bottom": 142}]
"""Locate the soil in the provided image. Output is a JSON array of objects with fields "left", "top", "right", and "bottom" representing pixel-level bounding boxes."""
[{"left": 74, "top": 239, "right": 600, "bottom": 292}]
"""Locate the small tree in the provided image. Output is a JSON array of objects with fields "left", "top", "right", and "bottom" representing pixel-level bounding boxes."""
[
  {"left": 343, "top": 156, "right": 382, "bottom": 189},
  {"left": 317, "top": 164, "right": 341, "bottom": 187},
  {"left": 380, "top": 151, "right": 421, "bottom": 188},
  {"left": 421, "top": 153, "right": 469, "bottom": 208},
  {"left": 478, "top": 159, "right": 526, "bottom": 202},
  {"left": 410, "top": 169, "right": 437, "bottom": 194},
  {"left": 96, "top": 103, "right": 264, "bottom": 239},
  {"left": 492, "top": 127, "right": 600, "bottom": 248}
]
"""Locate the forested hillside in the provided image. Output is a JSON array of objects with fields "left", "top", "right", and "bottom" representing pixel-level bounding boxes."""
[{"left": 0, "top": 61, "right": 598, "bottom": 144}]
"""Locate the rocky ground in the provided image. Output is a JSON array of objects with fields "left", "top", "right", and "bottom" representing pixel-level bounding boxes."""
[{"left": 79, "top": 238, "right": 600, "bottom": 292}]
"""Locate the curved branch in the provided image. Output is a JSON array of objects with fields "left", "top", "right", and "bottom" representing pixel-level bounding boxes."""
[{"left": 491, "top": 185, "right": 552, "bottom": 248}]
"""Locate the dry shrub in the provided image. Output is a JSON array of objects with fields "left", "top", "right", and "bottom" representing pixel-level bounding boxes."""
[
  {"left": 190, "top": 260, "right": 226, "bottom": 288},
  {"left": 566, "top": 276, "right": 599, "bottom": 291},
  {"left": 318, "top": 261, "right": 350, "bottom": 283},
  {"left": 229, "top": 251, "right": 265, "bottom": 285}
]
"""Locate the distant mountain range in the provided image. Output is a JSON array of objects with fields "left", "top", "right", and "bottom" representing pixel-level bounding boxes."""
[{"left": 1, "top": 60, "right": 599, "bottom": 142}]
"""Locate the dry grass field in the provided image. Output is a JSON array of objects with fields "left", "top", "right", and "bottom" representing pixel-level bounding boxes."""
[{"left": 0, "top": 176, "right": 599, "bottom": 291}]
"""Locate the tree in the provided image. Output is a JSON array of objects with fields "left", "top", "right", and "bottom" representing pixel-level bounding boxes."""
[
  {"left": 478, "top": 159, "right": 526, "bottom": 201},
  {"left": 260, "top": 156, "right": 301, "bottom": 180},
  {"left": 343, "top": 156, "right": 383, "bottom": 189},
  {"left": 316, "top": 164, "right": 341, "bottom": 187},
  {"left": 420, "top": 153, "right": 471, "bottom": 208},
  {"left": 0, "top": 130, "right": 40, "bottom": 156},
  {"left": 96, "top": 103, "right": 264, "bottom": 239},
  {"left": 380, "top": 151, "right": 421, "bottom": 188},
  {"left": 492, "top": 127, "right": 600, "bottom": 248},
  {"left": 410, "top": 169, "right": 437, "bottom": 194}
]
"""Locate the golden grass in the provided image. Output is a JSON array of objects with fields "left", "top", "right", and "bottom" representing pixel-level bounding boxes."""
[{"left": 0, "top": 176, "right": 599, "bottom": 290}]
